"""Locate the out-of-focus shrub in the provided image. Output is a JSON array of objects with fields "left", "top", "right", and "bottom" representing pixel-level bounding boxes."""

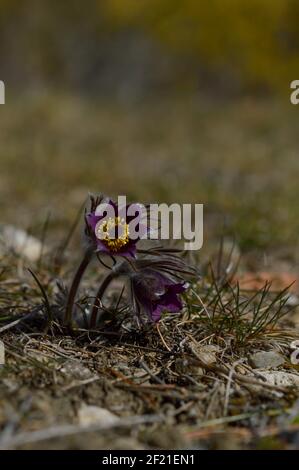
[{"left": 102, "top": 0, "right": 299, "bottom": 92}]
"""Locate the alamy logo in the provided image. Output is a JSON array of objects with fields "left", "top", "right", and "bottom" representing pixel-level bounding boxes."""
[
  {"left": 0, "top": 81, "right": 5, "bottom": 104},
  {"left": 290, "top": 80, "right": 299, "bottom": 105},
  {"left": 0, "top": 340, "right": 4, "bottom": 365},
  {"left": 290, "top": 340, "right": 299, "bottom": 365},
  {"left": 94, "top": 196, "right": 204, "bottom": 251}
]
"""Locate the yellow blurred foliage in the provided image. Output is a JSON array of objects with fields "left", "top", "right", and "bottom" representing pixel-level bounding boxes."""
[{"left": 102, "top": 0, "right": 299, "bottom": 91}]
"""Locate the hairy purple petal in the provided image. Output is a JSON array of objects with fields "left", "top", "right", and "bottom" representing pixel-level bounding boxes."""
[{"left": 131, "top": 269, "right": 187, "bottom": 322}]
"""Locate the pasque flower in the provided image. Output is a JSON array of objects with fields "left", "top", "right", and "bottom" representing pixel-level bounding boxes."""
[
  {"left": 131, "top": 269, "right": 187, "bottom": 322},
  {"left": 64, "top": 195, "right": 197, "bottom": 329},
  {"left": 85, "top": 196, "right": 144, "bottom": 259},
  {"left": 89, "top": 250, "right": 195, "bottom": 327}
]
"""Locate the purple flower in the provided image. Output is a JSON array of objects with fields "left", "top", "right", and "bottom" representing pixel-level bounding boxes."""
[
  {"left": 131, "top": 269, "right": 187, "bottom": 322},
  {"left": 85, "top": 198, "right": 144, "bottom": 259}
]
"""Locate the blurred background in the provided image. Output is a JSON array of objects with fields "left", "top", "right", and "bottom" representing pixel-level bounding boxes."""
[{"left": 0, "top": 0, "right": 299, "bottom": 260}]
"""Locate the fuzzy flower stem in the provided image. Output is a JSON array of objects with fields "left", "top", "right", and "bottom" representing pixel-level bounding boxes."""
[
  {"left": 64, "top": 248, "right": 93, "bottom": 326},
  {"left": 89, "top": 271, "right": 116, "bottom": 328}
]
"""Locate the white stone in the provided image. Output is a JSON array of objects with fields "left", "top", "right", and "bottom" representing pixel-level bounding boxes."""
[
  {"left": 78, "top": 404, "right": 120, "bottom": 427},
  {"left": 0, "top": 225, "right": 43, "bottom": 262}
]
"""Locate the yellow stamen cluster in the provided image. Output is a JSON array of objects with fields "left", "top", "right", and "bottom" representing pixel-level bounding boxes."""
[{"left": 95, "top": 216, "right": 130, "bottom": 252}]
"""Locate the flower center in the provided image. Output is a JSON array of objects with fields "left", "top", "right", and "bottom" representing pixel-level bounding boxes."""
[{"left": 95, "top": 217, "right": 130, "bottom": 252}]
